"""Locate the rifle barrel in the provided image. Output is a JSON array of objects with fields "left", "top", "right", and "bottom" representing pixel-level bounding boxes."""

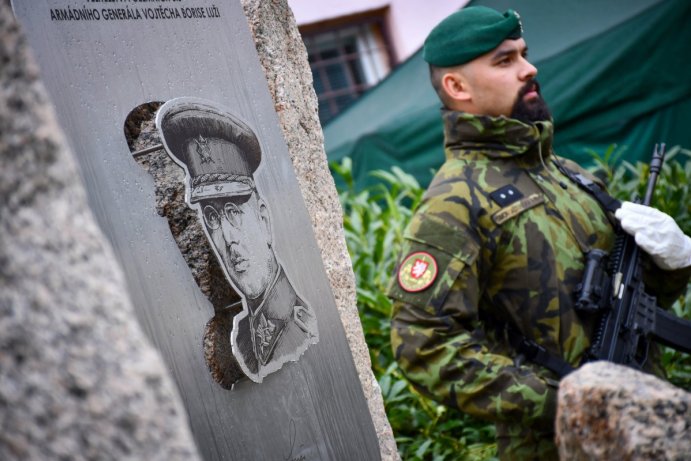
[{"left": 643, "top": 143, "right": 665, "bottom": 205}]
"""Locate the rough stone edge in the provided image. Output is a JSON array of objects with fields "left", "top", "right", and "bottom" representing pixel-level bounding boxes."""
[
  {"left": 239, "top": 1, "right": 398, "bottom": 459},
  {"left": 556, "top": 361, "right": 691, "bottom": 460},
  {"left": 0, "top": 3, "right": 201, "bottom": 459}
]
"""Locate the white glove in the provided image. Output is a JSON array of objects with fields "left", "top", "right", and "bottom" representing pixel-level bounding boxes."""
[{"left": 614, "top": 201, "right": 691, "bottom": 271}]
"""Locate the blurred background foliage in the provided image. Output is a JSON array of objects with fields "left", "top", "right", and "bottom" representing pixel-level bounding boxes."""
[{"left": 332, "top": 145, "right": 691, "bottom": 460}]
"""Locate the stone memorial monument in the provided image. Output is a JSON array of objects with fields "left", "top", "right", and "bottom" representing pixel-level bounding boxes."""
[
  {"left": 0, "top": 2, "right": 200, "bottom": 458},
  {"left": 10, "top": 0, "right": 385, "bottom": 459}
]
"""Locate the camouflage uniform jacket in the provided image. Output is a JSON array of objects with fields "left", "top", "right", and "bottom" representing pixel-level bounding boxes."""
[{"left": 388, "top": 111, "right": 690, "bottom": 460}]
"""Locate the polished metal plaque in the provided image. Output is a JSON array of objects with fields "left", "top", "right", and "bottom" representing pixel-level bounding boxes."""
[
  {"left": 156, "top": 98, "right": 319, "bottom": 384},
  {"left": 11, "top": 1, "right": 380, "bottom": 459}
]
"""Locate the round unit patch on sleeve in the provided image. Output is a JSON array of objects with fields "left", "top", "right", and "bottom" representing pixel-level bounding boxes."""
[{"left": 397, "top": 251, "right": 438, "bottom": 293}]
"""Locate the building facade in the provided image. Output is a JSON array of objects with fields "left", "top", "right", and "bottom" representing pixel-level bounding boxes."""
[{"left": 289, "top": 0, "right": 467, "bottom": 123}]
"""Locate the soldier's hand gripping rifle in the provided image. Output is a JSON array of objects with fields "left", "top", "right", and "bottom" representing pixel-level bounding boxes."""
[{"left": 575, "top": 144, "right": 691, "bottom": 370}]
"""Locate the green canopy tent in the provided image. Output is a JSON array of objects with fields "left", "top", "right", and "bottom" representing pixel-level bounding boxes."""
[{"left": 324, "top": 0, "right": 691, "bottom": 190}]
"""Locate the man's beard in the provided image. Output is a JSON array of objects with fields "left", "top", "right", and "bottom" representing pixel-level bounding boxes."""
[{"left": 510, "top": 80, "right": 551, "bottom": 123}]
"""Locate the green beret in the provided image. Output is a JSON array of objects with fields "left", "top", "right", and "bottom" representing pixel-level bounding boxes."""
[{"left": 423, "top": 6, "right": 523, "bottom": 67}]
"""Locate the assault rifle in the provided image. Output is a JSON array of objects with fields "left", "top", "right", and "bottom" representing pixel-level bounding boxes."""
[{"left": 575, "top": 143, "right": 691, "bottom": 370}]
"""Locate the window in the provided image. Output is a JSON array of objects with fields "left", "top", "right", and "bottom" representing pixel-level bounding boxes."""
[{"left": 301, "top": 11, "right": 395, "bottom": 124}]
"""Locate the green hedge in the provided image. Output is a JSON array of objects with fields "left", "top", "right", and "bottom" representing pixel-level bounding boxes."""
[{"left": 332, "top": 146, "right": 691, "bottom": 460}]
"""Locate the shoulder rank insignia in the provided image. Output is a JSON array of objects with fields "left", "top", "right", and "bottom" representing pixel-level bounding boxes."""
[
  {"left": 398, "top": 251, "right": 438, "bottom": 293},
  {"left": 489, "top": 184, "right": 523, "bottom": 207}
]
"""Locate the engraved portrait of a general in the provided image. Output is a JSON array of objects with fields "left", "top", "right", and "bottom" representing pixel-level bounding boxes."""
[{"left": 156, "top": 98, "right": 318, "bottom": 383}]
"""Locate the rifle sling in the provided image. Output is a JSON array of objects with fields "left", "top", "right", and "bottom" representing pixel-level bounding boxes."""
[
  {"left": 551, "top": 160, "right": 622, "bottom": 214},
  {"left": 492, "top": 159, "right": 609, "bottom": 378},
  {"left": 505, "top": 325, "right": 575, "bottom": 379},
  {"left": 497, "top": 160, "right": 691, "bottom": 377},
  {"left": 488, "top": 160, "right": 610, "bottom": 379}
]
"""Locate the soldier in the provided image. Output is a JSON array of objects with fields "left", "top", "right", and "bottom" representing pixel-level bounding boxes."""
[
  {"left": 157, "top": 98, "right": 318, "bottom": 384},
  {"left": 387, "top": 7, "right": 691, "bottom": 460}
]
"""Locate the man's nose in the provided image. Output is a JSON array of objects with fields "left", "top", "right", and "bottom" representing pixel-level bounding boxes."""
[
  {"left": 519, "top": 57, "right": 538, "bottom": 81},
  {"left": 221, "top": 216, "right": 237, "bottom": 244}
]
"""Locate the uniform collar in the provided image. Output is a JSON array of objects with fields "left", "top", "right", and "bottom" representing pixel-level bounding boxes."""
[
  {"left": 442, "top": 110, "right": 554, "bottom": 162},
  {"left": 246, "top": 265, "right": 296, "bottom": 320},
  {"left": 246, "top": 265, "right": 299, "bottom": 366}
]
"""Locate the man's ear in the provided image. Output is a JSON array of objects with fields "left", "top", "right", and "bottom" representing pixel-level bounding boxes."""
[
  {"left": 257, "top": 198, "right": 272, "bottom": 247},
  {"left": 441, "top": 70, "right": 472, "bottom": 104}
]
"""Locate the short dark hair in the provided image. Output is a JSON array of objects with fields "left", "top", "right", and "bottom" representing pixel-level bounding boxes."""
[{"left": 429, "top": 64, "right": 454, "bottom": 108}]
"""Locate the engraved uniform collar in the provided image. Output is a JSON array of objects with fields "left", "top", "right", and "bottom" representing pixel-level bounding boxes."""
[{"left": 246, "top": 266, "right": 299, "bottom": 366}]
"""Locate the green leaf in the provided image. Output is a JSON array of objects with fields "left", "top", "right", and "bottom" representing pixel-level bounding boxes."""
[{"left": 415, "top": 439, "right": 433, "bottom": 459}]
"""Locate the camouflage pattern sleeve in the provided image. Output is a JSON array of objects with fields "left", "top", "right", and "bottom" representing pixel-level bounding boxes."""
[{"left": 388, "top": 211, "right": 557, "bottom": 431}]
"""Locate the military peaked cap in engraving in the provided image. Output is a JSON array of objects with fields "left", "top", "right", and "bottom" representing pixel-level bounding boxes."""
[
  {"left": 423, "top": 6, "right": 523, "bottom": 67},
  {"left": 156, "top": 97, "right": 261, "bottom": 203}
]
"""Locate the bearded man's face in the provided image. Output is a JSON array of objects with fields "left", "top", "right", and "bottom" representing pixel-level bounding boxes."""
[{"left": 510, "top": 79, "right": 552, "bottom": 123}]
